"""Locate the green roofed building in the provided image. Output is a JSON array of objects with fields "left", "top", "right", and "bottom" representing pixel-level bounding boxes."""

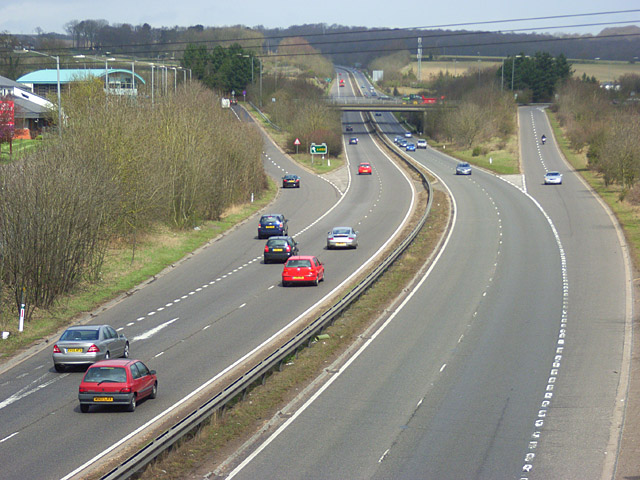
[{"left": 17, "top": 69, "right": 146, "bottom": 98}]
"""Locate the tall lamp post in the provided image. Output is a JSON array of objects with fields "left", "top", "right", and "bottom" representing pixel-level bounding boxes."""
[
  {"left": 23, "top": 48, "right": 61, "bottom": 137},
  {"left": 511, "top": 54, "right": 523, "bottom": 91}
]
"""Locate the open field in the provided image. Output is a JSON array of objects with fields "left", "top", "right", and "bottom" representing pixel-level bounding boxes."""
[{"left": 403, "top": 58, "right": 640, "bottom": 83}]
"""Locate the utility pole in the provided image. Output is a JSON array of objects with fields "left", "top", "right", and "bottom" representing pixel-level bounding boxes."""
[{"left": 417, "top": 37, "right": 422, "bottom": 83}]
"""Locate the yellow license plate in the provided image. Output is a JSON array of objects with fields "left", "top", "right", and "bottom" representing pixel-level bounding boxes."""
[
  {"left": 93, "top": 397, "right": 113, "bottom": 402},
  {"left": 266, "top": 226, "right": 274, "bottom": 228},
  {"left": 293, "top": 276, "right": 304, "bottom": 280},
  {"left": 336, "top": 243, "right": 346, "bottom": 246},
  {"left": 67, "top": 348, "right": 83, "bottom": 353},
  {"left": 273, "top": 248, "right": 283, "bottom": 252}
]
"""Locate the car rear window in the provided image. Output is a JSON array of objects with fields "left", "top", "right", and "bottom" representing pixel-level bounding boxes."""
[
  {"left": 60, "top": 329, "right": 99, "bottom": 341},
  {"left": 84, "top": 366, "right": 127, "bottom": 383},
  {"left": 261, "top": 216, "right": 280, "bottom": 223},
  {"left": 268, "top": 239, "right": 288, "bottom": 247},
  {"left": 286, "top": 259, "right": 311, "bottom": 268},
  {"left": 333, "top": 228, "right": 351, "bottom": 235}
]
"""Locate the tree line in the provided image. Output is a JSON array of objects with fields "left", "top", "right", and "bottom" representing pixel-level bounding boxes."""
[{"left": 0, "top": 81, "right": 265, "bottom": 323}]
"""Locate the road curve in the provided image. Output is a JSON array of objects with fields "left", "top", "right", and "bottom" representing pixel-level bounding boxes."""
[{"left": 224, "top": 98, "right": 630, "bottom": 479}]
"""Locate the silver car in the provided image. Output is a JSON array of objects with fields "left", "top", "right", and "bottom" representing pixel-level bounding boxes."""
[
  {"left": 327, "top": 227, "right": 359, "bottom": 249},
  {"left": 544, "top": 171, "right": 563, "bottom": 184},
  {"left": 52, "top": 325, "right": 129, "bottom": 372},
  {"left": 456, "top": 162, "right": 472, "bottom": 175}
]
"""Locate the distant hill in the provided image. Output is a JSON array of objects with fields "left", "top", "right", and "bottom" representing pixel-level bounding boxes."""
[{"left": 598, "top": 25, "right": 640, "bottom": 38}]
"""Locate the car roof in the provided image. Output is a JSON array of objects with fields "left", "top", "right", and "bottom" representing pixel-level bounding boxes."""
[
  {"left": 359, "top": 162, "right": 370, "bottom": 165},
  {"left": 287, "top": 255, "right": 316, "bottom": 261},
  {"left": 89, "top": 358, "right": 137, "bottom": 368},
  {"left": 546, "top": 171, "right": 561, "bottom": 174},
  {"left": 65, "top": 325, "right": 102, "bottom": 331}
]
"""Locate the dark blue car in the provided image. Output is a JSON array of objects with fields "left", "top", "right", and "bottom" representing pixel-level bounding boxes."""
[{"left": 258, "top": 214, "right": 288, "bottom": 239}]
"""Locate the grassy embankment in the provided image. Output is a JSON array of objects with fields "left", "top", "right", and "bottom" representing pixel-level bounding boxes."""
[
  {"left": 0, "top": 138, "right": 41, "bottom": 164},
  {"left": 547, "top": 111, "right": 640, "bottom": 266},
  {"left": 0, "top": 179, "right": 278, "bottom": 360}
]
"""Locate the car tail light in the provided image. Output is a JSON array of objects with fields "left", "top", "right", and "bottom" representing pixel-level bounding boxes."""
[
  {"left": 278, "top": 222, "right": 283, "bottom": 228},
  {"left": 286, "top": 245, "right": 291, "bottom": 252},
  {"left": 87, "top": 344, "right": 100, "bottom": 353},
  {"left": 120, "top": 387, "right": 132, "bottom": 393},
  {"left": 264, "top": 245, "right": 269, "bottom": 252},
  {"left": 53, "top": 344, "right": 61, "bottom": 354},
  {"left": 79, "top": 387, "right": 89, "bottom": 393}
]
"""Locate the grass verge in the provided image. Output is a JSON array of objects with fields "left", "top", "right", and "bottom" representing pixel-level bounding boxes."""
[
  {"left": 0, "top": 180, "right": 278, "bottom": 361},
  {"left": 431, "top": 134, "right": 520, "bottom": 175},
  {"left": 547, "top": 110, "right": 640, "bottom": 267},
  {"left": 0, "top": 138, "right": 41, "bottom": 163},
  {"left": 139, "top": 183, "right": 449, "bottom": 479}
]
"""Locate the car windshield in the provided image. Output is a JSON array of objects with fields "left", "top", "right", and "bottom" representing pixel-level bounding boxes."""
[
  {"left": 286, "top": 259, "right": 311, "bottom": 268},
  {"left": 60, "top": 329, "right": 99, "bottom": 341},
  {"left": 332, "top": 228, "right": 352, "bottom": 235},
  {"left": 84, "top": 366, "right": 127, "bottom": 383}
]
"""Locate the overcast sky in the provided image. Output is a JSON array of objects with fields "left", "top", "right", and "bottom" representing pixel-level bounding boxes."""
[{"left": 1, "top": 1, "right": 638, "bottom": 35}]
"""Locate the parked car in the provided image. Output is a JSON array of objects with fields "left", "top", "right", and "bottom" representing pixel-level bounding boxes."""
[
  {"left": 282, "top": 174, "right": 300, "bottom": 188},
  {"left": 258, "top": 214, "right": 288, "bottom": 239},
  {"left": 456, "top": 162, "right": 472, "bottom": 175},
  {"left": 53, "top": 325, "right": 129, "bottom": 372},
  {"left": 544, "top": 171, "right": 563, "bottom": 184},
  {"left": 358, "top": 162, "right": 372, "bottom": 175},
  {"left": 264, "top": 236, "right": 299, "bottom": 263},
  {"left": 282, "top": 256, "right": 325, "bottom": 286},
  {"left": 327, "top": 227, "right": 358, "bottom": 249},
  {"left": 349, "top": 137, "right": 359, "bottom": 145},
  {"left": 78, "top": 359, "right": 157, "bottom": 413},
  {"left": 417, "top": 139, "right": 428, "bottom": 149},
  {"left": 406, "top": 143, "right": 416, "bottom": 152}
]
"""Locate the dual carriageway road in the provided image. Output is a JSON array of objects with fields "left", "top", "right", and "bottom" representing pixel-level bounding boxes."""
[{"left": 0, "top": 68, "right": 631, "bottom": 480}]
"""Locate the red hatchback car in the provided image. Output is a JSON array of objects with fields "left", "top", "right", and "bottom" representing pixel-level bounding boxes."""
[
  {"left": 358, "top": 162, "right": 372, "bottom": 175},
  {"left": 282, "top": 255, "right": 325, "bottom": 286},
  {"left": 78, "top": 359, "right": 157, "bottom": 413}
]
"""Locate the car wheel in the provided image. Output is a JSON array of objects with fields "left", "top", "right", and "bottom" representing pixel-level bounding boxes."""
[
  {"left": 54, "top": 364, "right": 65, "bottom": 373},
  {"left": 282, "top": 280, "right": 288, "bottom": 287},
  {"left": 264, "top": 257, "right": 269, "bottom": 264},
  {"left": 320, "top": 271, "right": 325, "bottom": 282},
  {"left": 122, "top": 343, "right": 129, "bottom": 358},
  {"left": 80, "top": 404, "right": 90, "bottom": 413},
  {"left": 127, "top": 395, "right": 137, "bottom": 412},
  {"left": 150, "top": 382, "right": 157, "bottom": 399},
  {"left": 258, "top": 233, "right": 263, "bottom": 239},
  {"left": 104, "top": 351, "right": 110, "bottom": 360},
  {"left": 313, "top": 277, "right": 319, "bottom": 286}
]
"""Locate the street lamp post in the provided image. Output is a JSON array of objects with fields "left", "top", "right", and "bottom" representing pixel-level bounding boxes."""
[
  {"left": 511, "top": 55, "right": 523, "bottom": 91},
  {"left": 23, "top": 49, "right": 61, "bottom": 137}
]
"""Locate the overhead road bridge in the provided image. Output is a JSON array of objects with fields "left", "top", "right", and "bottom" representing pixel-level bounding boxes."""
[{"left": 326, "top": 97, "right": 454, "bottom": 112}]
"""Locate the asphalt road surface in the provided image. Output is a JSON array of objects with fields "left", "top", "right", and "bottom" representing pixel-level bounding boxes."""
[{"left": 225, "top": 93, "right": 631, "bottom": 479}]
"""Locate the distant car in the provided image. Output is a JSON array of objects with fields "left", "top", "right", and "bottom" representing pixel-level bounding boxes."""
[
  {"left": 264, "top": 236, "right": 299, "bottom": 263},
  {"left": 406, "top": 143, "right": 416, "bottom": 151},
  {"left": 380, "top": 95, "right": 391, "bottom": 100},
  {"left": 327, "top": 227, "right": 358, "bottom": 249},
  {"left": 371, "top": 91, "right": 377, "bottom": 96},
  {"left": 258, "top": 214, "right": 288, "bottom": 239},
  {"left": 417, "top": 139, "right": 428, "bottom": 149},
  {"left": 358, "top": 162, "right": 372, "bottom": 175},
  {"left": 53, "top": 325, "right": 129, "bottom": 372},
  {"left": 456, "top": 162, "right": 472, "bottom": 175},
  {"left": 393, "top": 136, "right": 402, "bottom": 144},
  {"left": 399, "top": 139, "right": 408, "bottom": 147},
  {"left": 544, "top": 171, "right": 563, "bottom": 184},
  {"left": 404, "top": 132, "right": 412, "bottom": 138},
  {"left": 78, "top": 359, "right": 157, "bottom": 413},
  {"left": 349, "top": 137, "right": 359, "bottom": 145},
  {"left": 282, "top": 255, "right": 325, "bottom": 286},
  {"left": 282, "top": 174, "right": 300, "bottom": 188},
  {"left": 345, "top": 125, "right": 353, "bottom": 132},
  {"left": 375, "top": 112, "right": 382, "bottom": 117}
]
